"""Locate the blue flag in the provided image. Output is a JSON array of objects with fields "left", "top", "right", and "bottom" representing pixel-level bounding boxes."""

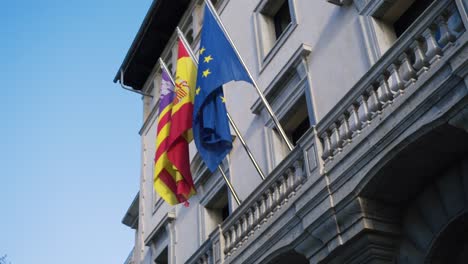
[{"left": 193, "top": 4, "right": 253, "bottom": 172}]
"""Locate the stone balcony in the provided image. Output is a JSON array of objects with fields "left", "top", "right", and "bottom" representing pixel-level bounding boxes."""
[{"left": 186, "top": 0, "right": 468, "bottom": 263}]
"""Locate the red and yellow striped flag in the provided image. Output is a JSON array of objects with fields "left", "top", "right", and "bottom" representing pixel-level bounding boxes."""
[
  {"left": 166, "top": 40, "right": 197, "bottom": 202},
  {"left": 154, "top": 67, "right": 183, "bottom": 205}
]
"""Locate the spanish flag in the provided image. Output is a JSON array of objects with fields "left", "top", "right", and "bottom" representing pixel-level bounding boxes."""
[{"left": 167, "top": 40, "right": 197, "bottom": 203}]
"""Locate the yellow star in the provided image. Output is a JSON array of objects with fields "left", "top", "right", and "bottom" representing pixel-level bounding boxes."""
[
  {"left": 204, "top": 55, "right": 213, "bottom": 63},
  {"left": 220, "top": 96, "right": 226, "bottom": 103},
  {"left": 196, "top": 87, "right": 201, "bottom": 95},
  {"left": 202, "top": 69, "right": 211, "bottom": 78},
  {"left": 200, "top": 47, "right": 206, "bottom": 55}
]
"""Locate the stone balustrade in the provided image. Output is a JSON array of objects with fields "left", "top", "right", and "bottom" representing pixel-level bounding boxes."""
[
  {"left": 221, "top": 148, "right": 305, "bottom": 258},
  {"left": 186, "top": 231, "right": 214, "bottom": 264},
  {"left": 186, "top": 134, "right": 313, "bottom": 263},
  {"left": 186, "top": 226, "right": 225, "bottom": 264},
  {"left": 318, "top": 1, "right": 465, "bottom": 164}
]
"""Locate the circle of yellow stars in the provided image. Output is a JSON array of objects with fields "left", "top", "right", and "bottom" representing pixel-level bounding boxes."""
[{"left": 198, "top": 46, "right": 226, "bottom": 103}]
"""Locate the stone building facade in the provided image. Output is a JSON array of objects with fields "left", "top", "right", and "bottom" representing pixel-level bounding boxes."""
[{"left": 116, "top": 0, "right": 468, "bottom": 263}]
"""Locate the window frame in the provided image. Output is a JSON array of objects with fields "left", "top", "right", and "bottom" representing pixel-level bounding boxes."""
[
  {"left": 251, "top": 44, "right": 316, "bottom": 171},
  {"left": 253, "top": 0, "right": 298, "bottom": 72},
  {"left": 358, "top": 0, "right": 438, "bottom": 61}
]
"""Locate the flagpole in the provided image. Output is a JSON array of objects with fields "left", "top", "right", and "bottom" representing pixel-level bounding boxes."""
[
  {"left": 219, "top": 167, "right": 241, "bottom": 205},
  {"left": 159, "top": 58, "right": 242, "bottom": 205},
  {"left": 203, "top": 0, "right": 294, "bottom": 151},
  {"left": 177, "top": 27, "right": 266, "bottom": 181}
]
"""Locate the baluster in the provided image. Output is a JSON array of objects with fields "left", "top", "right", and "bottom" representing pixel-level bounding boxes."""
[
  {"left": 357, "top": 95, "right": 371, "bottom": 129},
  {"left": 410, "top": 40, "right": 429, "bottom": 74},
  {"left": 347, "top": 103, "right": 361, "bottom": 136},
  {"left": 337, "top": 114, "right": 351, "bottom": 148},
  {"left": 329, "top": 124, "right": 341, "bottom": 155},
  {"left": 447, "top": 5, "right": 464, "bottom": 35},
  {"left": 230, "top": 226, "right": 237, "bottom": 252},
  {"left": 271, "top": 184, "right": 279, "bottom": 212},
  {"left": 279, "top": 175, "right": 288, "bottom": 205},
  {"left": 240, "top": 216, "right": 247, "bottom": 243},
  {"left": 260, "top": 195, "right": 268, "bottom": 224},
  {"left": 366, "top": 85, "right": 381, "bottom": 116},
  {"left": 286, "top": 167, "right": 295, "bottom": 197},
  {"left": 398, "top": 52, "right": 417, "bottom": 85},
  {"left": 376, "top": 76, "right": 392, "bottom": 108},
  {"left": 266, "top": 189, "right": 274, "bottom": 219},
  {"left": 293, "top": 159, "right": 304, "bottom": 189},
  {"left": 422, "top": 27, "right": 442, "bottom": 64},
  {"left": 223, "top": 232, "right": 231, "bottom": 255},
  {"left": 243, "top": 214, "right": 249, "bottom": 240},
  {"left": 226, "top": 228, "right": 234, "bottom": 255},
  {"left": 236, "top": 221, "right": 242, "bottom": 247},
  {"left": 254, "top": 201, "right": 261, "bottom": 230},
  {"left": 387, "top": 64, "right": 404, "bottom": 98},
  {"left": 436, "top": 13, "right": 456, "bottom": 49},
  {"left": 248, "top": 208, "right": 255, "bottom": 236},
  {"left": 320, "top": 131, "right": 332, "bottom": 161}
]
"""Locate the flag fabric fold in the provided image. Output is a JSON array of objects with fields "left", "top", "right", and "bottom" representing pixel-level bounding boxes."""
[{"left": 193, "top": 5, "right": 253, "bottom": 172}]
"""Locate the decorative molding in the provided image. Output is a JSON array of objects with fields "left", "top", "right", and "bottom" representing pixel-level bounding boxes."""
[
  {"left": 251, "top": 43, "right": 312, "bottom": 115},
  {"left": 139, "top": 100, "right": 160, "bottom": 136},
  {"left": 152, "top": 197, "right": 164, "bottom": 215},
  {"left": 356, "top": 0, "right": 396, "bottom": 17},
  {"left": 122, "top": 192, "right": 140, "bottom": 229},
  {"left": 259, "top": 23, "right": 299, "bottom": 73},
  {"left": 144, "top": 211, "right": 176, "bottom": 246},
  {"left": 327, "top": 0, "right": 353, "bottom": 7}
]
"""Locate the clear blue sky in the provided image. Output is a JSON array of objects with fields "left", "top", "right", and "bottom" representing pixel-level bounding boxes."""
[{"left": 0, "top": 0, "right": 151, "bottom": 263}]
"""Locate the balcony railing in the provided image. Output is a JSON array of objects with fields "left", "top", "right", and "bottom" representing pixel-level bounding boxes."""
[
  {"left": 221, "top": 147, "right": 305, "bottom": 258},
  {"left": 317, "top": 0, "right": 465, "bottom": 165},
  {"left": 186, "top": 0, "right": 466, "bottom": 263},
  {"left": 186, "top": 130, "right": 316, "bottom": 263}
]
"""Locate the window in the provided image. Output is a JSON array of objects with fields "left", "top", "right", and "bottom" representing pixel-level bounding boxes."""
[
  {"left": 360, "top": 0, "right": 436, "bottom": 57},
  {"left": 154, "top": 247, "right": 168, "bottom": 264},
  {"left": 273, "top": 1, "right": 292, "bottom": 39},
  {"left": 281, "top": 95, "right": 311, "bottom": 145},
  {"left": 254, "top": 0, "right": 297, "bottom": 66},
  {"left": 204, "top": 186, "right": 230, "bottom": 235},
  {"left": 392, "top": 0, "right": 434, "bottom": 37},
  {"left": 251, "top": 44, "right": 315, "bottom": 167}
]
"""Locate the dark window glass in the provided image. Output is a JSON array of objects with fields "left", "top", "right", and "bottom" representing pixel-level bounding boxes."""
[
  {"left": 291, "top": 116, "right": 310, "bottom": 145},
  {"left": 393, "top": 0, "right": 435, "bottom": 37},
  {"left": 273, "top": 1, "right": 291, "bottom": 39},
  {"left": 155, "top": 247, "right": 168, "bottom": 264},
  {"left": 221, "top": 203, "right": 230, "bottom": 221}
]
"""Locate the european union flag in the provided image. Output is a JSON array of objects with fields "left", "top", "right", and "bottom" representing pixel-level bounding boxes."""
[{"left": 193, "top": 4, "right": 253, "bottom": 172}]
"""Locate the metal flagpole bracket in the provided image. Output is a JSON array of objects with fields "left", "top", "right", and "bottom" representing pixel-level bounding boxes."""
[{"left": 203, "top": 0, "right": 294, "bottom": 151}]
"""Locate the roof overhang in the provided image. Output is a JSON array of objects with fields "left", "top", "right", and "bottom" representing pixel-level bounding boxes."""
[
  {"left": 122, "top": 192, "right": 139, "bottom": 229},
  {"left": 114, "top": 0, "right": 191, "bottom": 90}
]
